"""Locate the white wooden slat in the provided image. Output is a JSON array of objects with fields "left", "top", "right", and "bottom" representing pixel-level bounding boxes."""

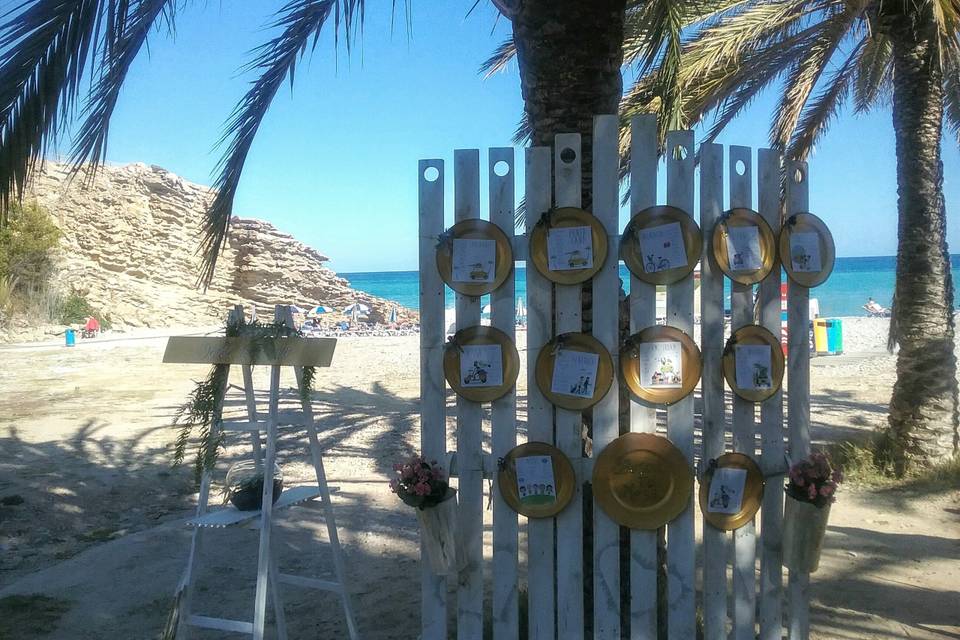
[
  {"left": 698, "top": 142, "right": 728, "bottom": 640},
  {"left": 553, "top": 132, "right": 585, "bottom": 639},
  {"left": 524, "top": 146, "right": 555, "bottom": 640},
  {"left": 729, "top": 145, "right": 758, "bottom": 640},
  {"left": 591, "top": 115, "right": 622, "bottom": 639},
  {"left": 188, "top": 615, "right": 255, "bottom": 634},
  {"left": 489, "top": 147, "right": 519, "bottom": 640},
  {"left": 757, "top": 148, "right": 785, "bottom": 640},
  {"left": 418, "top": 158, "right": 448, "bottom": 640},
  {"left": 454, "top": 149, "right": 485, "bottom": 640},
  {"left": 665, "top": 129, "right": 697, "bottom": 640},
  {"left": 786, "top": 160, "right": 811, "bottom": 640},
  {"left": 629, "top": 114, "right": 659, "bottom": 640}
]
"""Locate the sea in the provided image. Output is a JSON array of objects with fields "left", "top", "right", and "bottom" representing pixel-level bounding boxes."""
[{"left": 342, "top": 256, "right": 960, "bottom": 318}]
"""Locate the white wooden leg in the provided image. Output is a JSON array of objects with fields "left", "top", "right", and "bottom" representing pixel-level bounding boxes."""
[
  {"left": 269, "top": 542, "right": 288, "bottom": 640},
  {"left": 252, "top": 362, "right": 282, "bottom": 640}
]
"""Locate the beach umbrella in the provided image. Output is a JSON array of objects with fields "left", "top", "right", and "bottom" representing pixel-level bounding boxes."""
[
  {"left": 289, "top": 305, "right": 307, "bottom": 314},
  {"left": 516, "top": 297, "right": 527, "bottom": 324},
  {"left": 389, "top": 307, "right": 398, "bottom": 323},
  {"left": 343, "top": 302, "right": 370, "bottom": 315},
  {"left": 307, "top": 305, "right": 334, "bottom": 317},
  {"left": 481, "top": 304, "right": 493, "bottom": 314}
]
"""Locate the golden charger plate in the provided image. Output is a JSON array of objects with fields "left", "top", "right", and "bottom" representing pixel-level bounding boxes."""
[
  {"left": 779, "top": 212, "right": 836, "bottom": 288},
  {"left": 620, "top": 205, "right": 703, "bottom": 285},
  {"left": 436, "top": 218, "right": 514, "bottom": 296},
  {"left": 528, "top": 207, "right": 608, "bottom": 285},
  {"left": 593, "top": 433, "right": 692, "bottom": 530},
  {"left": 721, "top": 325, "right": 785, "bottom": 402},
  {"left": 534, "top": 332, "right": 614, "bottom": 411},
  {"left": 710, "top": 208, "right": 777, "bottom": 285},
  {"left": 698, "top": 452, "right": 765, "bottom": 531},
  {"left": 620, "top": 326, "right": 702, "bottom": 406},
  {"left": 443, "top": 326, "right": 520, "bottom": 403},
  {"left": 497, "top": 441, "right": 576, "bottom": 519}
]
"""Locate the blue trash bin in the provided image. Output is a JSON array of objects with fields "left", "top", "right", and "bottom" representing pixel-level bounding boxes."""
[
  {"left": 65, "top": 328, "right": 76, "bottom": 347},
  {"left": 826, "top": 318, "right": 843, "bottom": 354}
]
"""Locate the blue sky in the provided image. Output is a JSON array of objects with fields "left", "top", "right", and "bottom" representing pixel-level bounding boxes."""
[{"left": 72, "top": 2, "right": 960, "bottom": 273}]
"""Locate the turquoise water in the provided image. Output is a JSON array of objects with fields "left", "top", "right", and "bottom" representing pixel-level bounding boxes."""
[{"left": 342, "top": 256, "right": 960, "bottom": 318}]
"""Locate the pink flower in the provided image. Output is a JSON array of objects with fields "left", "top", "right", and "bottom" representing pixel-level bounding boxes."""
[
  {"left": 807, "top": 484, "right": 817, "bottom": 500},
  {"left": 831, "top": 469, "right": 843, "bottom": 484},
  {"left": 820, "top": 484, "right": 834, "bottom": 497},
  {"left": 414, "top": 482, "right": 431, "bottom": 496},
  {"left": 794, "top": 476, "right": 805, "bottom": 487}
]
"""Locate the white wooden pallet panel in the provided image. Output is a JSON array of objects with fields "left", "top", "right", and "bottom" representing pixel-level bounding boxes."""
[
  {"left": 524, "top": 146, "right": 556, "bottom": 640},
  {"left": 699, "top": 142, "right": 728, "bottom": 640},
  {"left": 454, "top": 148, "right": 485, "bottom": 640},
  {"left": 629, "top": 114, "right": 659, "bottom": 640},
  {"left": 418, "top": 157, "right": 448, "bottom": 640},
  {"left": 758, "top": 148, "right": 786, "bottom": 640},
  {"left": 489, "top": 146, "right": 520, "bottom": 640},
  {"left": 591, "top": 114, "right": 621, "bottom": 639},
  {"left": 553, "top": 132, "right": 585, "bottom": 639},
  {"left": 786, "top": 160, "right": 812, "bottom": 640}
]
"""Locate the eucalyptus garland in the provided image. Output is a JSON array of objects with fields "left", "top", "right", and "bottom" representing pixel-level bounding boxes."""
[{"left": 172, "top": 314, "right": 316, "bottom": 483}]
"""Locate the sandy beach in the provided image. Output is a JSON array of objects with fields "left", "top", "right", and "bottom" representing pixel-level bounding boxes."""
[{"left": 0, "top": 317, "right": 957, "bottom": 639}]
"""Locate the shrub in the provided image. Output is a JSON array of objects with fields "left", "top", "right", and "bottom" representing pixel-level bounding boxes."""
[
  {"left": 0, "top": 202, "right": 60, "bottom": 293},
  {"left": 59, "top": 291, "right": 111, "bottom": 328}
]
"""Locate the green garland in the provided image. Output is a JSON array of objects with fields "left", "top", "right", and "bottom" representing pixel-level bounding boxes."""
[{"left": 172, "top": 315, "right": 315, "bottom": 483}]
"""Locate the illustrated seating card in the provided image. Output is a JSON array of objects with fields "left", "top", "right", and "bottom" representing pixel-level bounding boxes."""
[
  {"left": 707, "top": 467, "right": 748, "bottom": 514},
  {"left": 725, "top": 225, "right": 762, "bottom": 271},
  {"left": 789, "top": 231, "right": 821, "bottom": 273},
  {"left": 638, "top": 222, "right": 687, "bottom": 273},
  {"left": 459, "top": 344, "right": 503, "bottom": 387},
  {"left": 551, "top": 349, "right": 600, "bottom": 398},
  {"left": 547, "top": 226, "right": 593, "bottom": 271},
  {"left": 452, "top": 238, "right": 496, "bottom": 283},
  {"left": 638, "top": 341, "right": 683, "bottom": 388},
  {"left": 735, "top": 344, "right": 773, "bottom": 390},
  {"left": 515, "top": 455, "right": 557, "bottom": 505}
]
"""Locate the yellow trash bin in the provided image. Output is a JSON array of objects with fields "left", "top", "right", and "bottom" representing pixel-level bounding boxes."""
[{"left": 813, "top": 318, "right": 829, "bottom": 354}]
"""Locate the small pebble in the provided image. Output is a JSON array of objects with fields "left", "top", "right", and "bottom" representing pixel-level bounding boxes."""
[{"left": 1, "top": 495, "right": 24, "bottom": 506}]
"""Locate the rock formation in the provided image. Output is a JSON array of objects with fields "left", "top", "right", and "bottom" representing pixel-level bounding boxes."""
[{"left": 22, "top": 162, "right": 413, "bottom": 328}]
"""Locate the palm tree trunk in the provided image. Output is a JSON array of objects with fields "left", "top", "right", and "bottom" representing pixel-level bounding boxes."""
[
  {"left": 886, "top": 7, "right": 959, "bottom": 473},
  {"left": 511, "top": 0, "right": 626, "bottom": 209}
]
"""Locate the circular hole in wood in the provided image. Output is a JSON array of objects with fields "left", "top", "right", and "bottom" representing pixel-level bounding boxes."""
[
  {"left": 494, "top": 160, "right": 510, "bottom": 177},
  {"left": 560, "top": 147, "right": 577, "bottom": 164},
  {"left": 424, "top": 166, "right": 440, "bottom": 182},
  {"left": 735, "top": 159, "right": 746, "bottom": 176}
]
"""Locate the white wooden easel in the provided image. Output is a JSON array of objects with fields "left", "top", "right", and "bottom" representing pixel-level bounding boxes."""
[{"left": 163, "top": 305, "right": 359, "bottom": 640}]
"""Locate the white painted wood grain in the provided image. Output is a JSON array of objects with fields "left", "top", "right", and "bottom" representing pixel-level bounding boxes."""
[
  {"left": 786, "top": 160, "right": 811, "bottom": 640},
  {"left": 418, "top": 158, "right": 448, "bottom": 640},
  {"left": 553, "top": 132, "right": 585, "bottom": 639},
  {"left": 698, "top": 142, "right": 728, "bottom": 640},
  {"left": 628, "top": 115, "right": 660, "bottom": 640},
  {"left": 524, "top": 146, "right": 556, "bottom": 640},
  {"left": 729, "top": 145, "right": 758, "bottom": 640},
  {"left": 591, "top": 115, "right": 622, "bottom": 639},
  {"left": 757, "top": 148, "right": 785, "bottom": 640},
  {"left": 453, "top": 149, "right": 485, "bottom": 640},
  {"left": 665, "top": 129, "right": 697, "bottom": 640},
  {"left": 489, "top": 147, "right": 519, "bottom": 640}
]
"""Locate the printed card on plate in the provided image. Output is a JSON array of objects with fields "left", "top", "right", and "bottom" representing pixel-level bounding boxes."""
[
  {"left": 707, "top": 467, "right": 748, "bottom": 514},
  {"left": 725, "top": 225, "right": 763, "bottom": 271},
  {"left": 735, "top": 344, "right": 773, "bottom": 390},
  {"left": 547, "top": 226, "right": 593, "bottom": 271},
  {"left": 789, "top": 231, "right": 821, "bottom": 273},
  {"left": 638, "top": 341, "right": 683, "bottom": 388},
  {"left": 638, "top": 222, "right": 687, "bottom": 273},
  {"left": 459, "top": 344, "right": 503, "bottom": 387},
  {"left": 516, "top": 455, "right": 557, "bottom": 505},
  {"left": 551, "top": 350, "right": 600, "bottom": 398},
  {"left": 452, "top": 238, "right": 496, "bottom": 283}
]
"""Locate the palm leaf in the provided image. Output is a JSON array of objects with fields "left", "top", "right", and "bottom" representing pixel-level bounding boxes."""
[
  {"left": 853, "top": 31, "right": 893, "bottom": 113},
  {"left": 199, "top": 0, "right": 366, "bottom": 285},
  {"left": 479, "top": 37, "right": 514, "bottom": 78},
  {"left": 944, "top": 42, "right": 960, "bottom": 146}
]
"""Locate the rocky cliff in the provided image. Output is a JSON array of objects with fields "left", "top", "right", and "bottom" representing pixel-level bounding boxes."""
[{"left": 22, "top": 162, "right": 413, "bottom": 328}]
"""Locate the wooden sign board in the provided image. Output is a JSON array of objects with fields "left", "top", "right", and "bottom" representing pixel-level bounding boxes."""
[{"left": 163, "top": 336, "right": 337, "bottom": 367}]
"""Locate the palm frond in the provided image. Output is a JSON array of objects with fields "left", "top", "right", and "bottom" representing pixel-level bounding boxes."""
[
  {"left": 786, "top": 39, "right": 862, "bottom": 160},
  {"left": 479, "top": 37, "right": 514, "bottom": 78},
  {"left": 0, "top": 0, "right": 104, "bottom": 220},
  {"left": 769, "top": 5, "right": 864, "bottom": 149},
  {"left": 200, "top": 0, "right": 357, "bottom": 286},
  {"left": 853, "top": 31, "right": 893, "bottom": 112},
  {"left": 944, "top": 42, "right": 960, "bottom": 146},
  {"left": 70, "top": 0, "right": 174, "bottom": 172}
]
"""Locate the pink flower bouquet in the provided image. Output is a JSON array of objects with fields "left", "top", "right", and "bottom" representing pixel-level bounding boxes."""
[
  {"left": 785, "top": 451, "right": 842, "bottom": 509},
  {"left": 390, "top": 455, "right": 451, "bottom": 509}
]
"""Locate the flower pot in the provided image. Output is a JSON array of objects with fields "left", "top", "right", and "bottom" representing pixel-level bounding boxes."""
[
  {"left": 225, "top": 461, "right": 284, "bottom": 511},
  {"left": 782, "top": 495, "right": 831, "bottom": 573},
  {"left": 416, "top": 488, "right": 459, "bottom": 575}
]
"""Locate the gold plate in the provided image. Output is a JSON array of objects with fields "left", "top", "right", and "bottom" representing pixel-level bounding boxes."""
[
  {"left": 710, "top": 208, "right": 777, "bottom": 285},
  {"left": 779, "top": 212, "right": 836, "bottom": 288},
  {"left": 436, "top": 219, "right": 514, "bottom": 296},
  {"left": 698, "top": 452, "right": 765, "bottom": 531},
  {"left": 722, "top": 325, "right": 785, "bottom": 402},
  {"left": 620, "top": 205, "right": 703, "bottom": 285},
  {"left": 620, "top": 326, "right": 701, "bottom": 405},
  {"left": 497, "top": 441, "right": 576, "bottom": 519},
  {"left": 528, "top": 207, "right": 608, "bottom": 285},
  {"left": 534, "top": 332, "right": 614, "bottom": 411},
  {"left": 593, "top": 433, "right": 692, "bottom": 530},
  {"left": 443, "top": 326, "right": 520, "bottom": 403}
]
